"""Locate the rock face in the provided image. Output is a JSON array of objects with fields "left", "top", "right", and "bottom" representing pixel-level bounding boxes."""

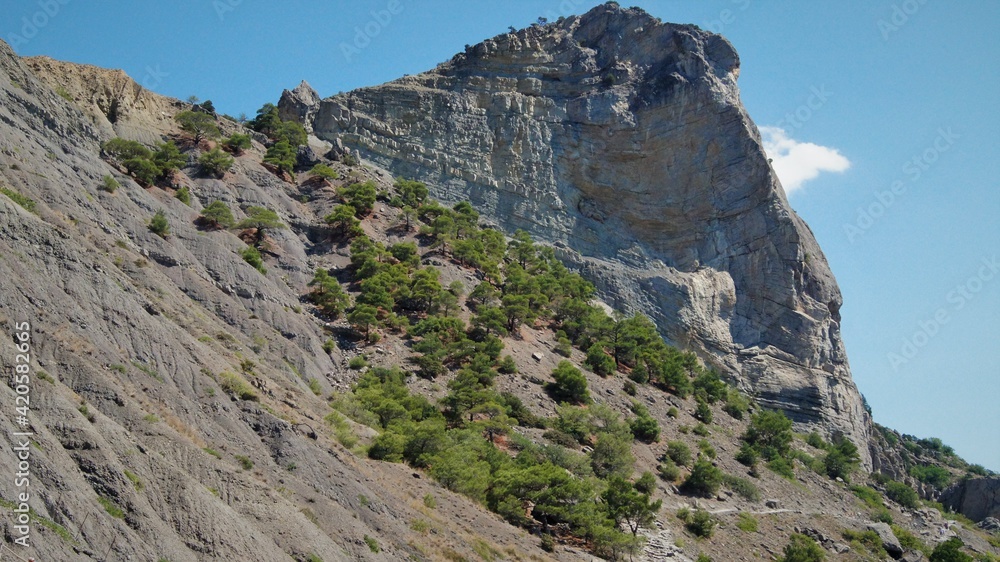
[
  {"left": 23, "top": 55, "right": 182, "bottom": 145},
  {"left": 279, "top": 80, "right": 321, "bottom": 133},
  {"left": 940, "top": 477, "right": 1000, "bottom": 522},
  {"left": 294, "top": 3, "right": 871, "bottom": 459}
]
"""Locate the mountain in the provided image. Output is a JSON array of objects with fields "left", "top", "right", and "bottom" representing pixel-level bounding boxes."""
[
  {"left": 283, "top": 3, "right": 872, "bottom": 465},
  {"left": 1, "top": 3, "right": 997, "bottom": 561}
]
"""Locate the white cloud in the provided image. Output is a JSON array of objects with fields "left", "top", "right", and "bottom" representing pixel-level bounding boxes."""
[{"left": 760, "top": 126, "right": 851, "bottom": 194}]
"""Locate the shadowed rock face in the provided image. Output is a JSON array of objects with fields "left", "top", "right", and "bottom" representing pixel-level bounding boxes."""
[{"left": 296, "top": 3, "right": 872, "bottom": 460}]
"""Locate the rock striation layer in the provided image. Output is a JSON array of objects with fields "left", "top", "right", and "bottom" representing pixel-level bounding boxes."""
[{"left": 293, "top": 3, "right": 872, "bottom": 460}]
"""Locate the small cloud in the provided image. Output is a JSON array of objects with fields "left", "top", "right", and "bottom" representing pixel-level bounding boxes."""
[{"left": 760, "top": 126, "right": 850, "bottom": 194}]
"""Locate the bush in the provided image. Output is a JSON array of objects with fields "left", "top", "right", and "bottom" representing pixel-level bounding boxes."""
[
  {"left": 101, "top": 174, "right": 120, "bottom": 193},
  {"left": 199, "top": 147, "right": 234, "bottom": 177},
  {"left": 849, "top": 485, "right": 884, "bottom": 509},
  {"left": 722, "top": 473, "right": 761, "bottom": 501},
  {"left": 884, "top": 481, "right": 919, "bottom": 509},
  {"left": 125, "top": 156, "right": 160, "bottom": 185},
  {"left": 910, "top": 464, "right": 952, "bottom": 488},
  {"left": 547, "top": 361, "right": 590, "bottom": 404},
  {"left": 218, "top": 372, "right": 258, "bottom": 401},
  {"left": 780, "top": 533, "right": 826, "bottom": 562},
  {"left": 667, "top": 407, "right": 679, "bottom": 418},
  {"left": 929, "top": 537, "right": 972, "bottom": 562},
  {"left": 806, "top": 431, "right": 828, "bottom": 449},
  {"left": 723, "top": 390, "right": 749, "bottom": 420},
  {"left": 200, "top": 200, "right": 235, "bottom": 229},
  {"left": 743, "top": 409, "right": 793, "bottom": 461},
  {"left": 175, "top": 186, "right": 191, "bottom": 205},
  {"left": 264, "top": 141, "right": 297, "bottom": 176},
  {"left": 0, "top": 187, "right": 37, "bottom": 213},
  {"left": 629, "top": 402, "right": 660, "bottom": 443},
  {"left": 694, "top": 398, "right": 713, "bottom": 424},
  {"left": 225, "top": 133, "right": 252, "bottom": 154},
  {"left": 842, "top": 529, "right": 886, "bottom": 559},
  {"left": 666, "top": 441, "right": 692, "bottom": 467},
  {"left": 585, "top": 345, "right": 615, "bottom": 376},
  {"left": 823, "top": 436, "right": 861, "bottom": 481},
  {"left": 737, "top": 512, "right": 758, "bottom": 532},
  {"left": 658, "top": 460, "right": 681, "bottom": 482},
  {"left": 891, "top": 524, "right": 930, "bottom": 556},
  {"left": 767, "top": 457, "right": 795, "bottom": 479},
  {"left": 149, "top": 210, "right": 170, "bottom": 238},
  {"left": 685, "top": 509, "right": 716, "bottom": 538},
  {"left": 683, "top": 459, "right": 723, "bottom": 497},
  {"left": 241, "top": 246, "right": 266, "bottom": 273},
  {"left": 310, "top": 163, "right": 339, "bottom": 180},
  {"left": 348, "top": 356, "right": 368, "bottom": 370},
  {"left": 175, "top": 110, "right": 219, "bottom": 142}
]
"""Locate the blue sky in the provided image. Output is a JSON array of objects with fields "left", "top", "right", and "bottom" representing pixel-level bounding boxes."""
[{"left": 7, "top": 0, "right": 998, "bottom": 470}]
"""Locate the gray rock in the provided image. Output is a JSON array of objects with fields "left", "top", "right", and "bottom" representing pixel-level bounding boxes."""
[
  {"left": 978, "top": 517, "right": 1000, "bottom": 532},
  {"left": 278, "top": 80, "right": 321, "bottom": 133},
  {"left": 867, "top": 522, "right": 905, "bottom": 559},
  {"left": 295, "top": 2, "right": 872, "bottom": 461},
  {"left": 766, "top": 499, "right": 780, "bottom": 509},
  {"left": 939, "top": 477, "right": 1000, "bottom": 523}
]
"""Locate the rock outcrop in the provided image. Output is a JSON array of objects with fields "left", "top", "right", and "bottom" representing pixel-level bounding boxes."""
[
  {"left": 291, "top": 3, "right": 872, "bottom": 460},
  {"left": 23, "top": 55, "right": 183, "bottom": 145},
  {"left": 940, "top": 477, "right": 1000, "bottom": 522}
]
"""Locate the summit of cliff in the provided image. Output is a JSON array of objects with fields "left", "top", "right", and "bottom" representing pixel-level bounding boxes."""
[{"left": 286, "top": 2, "right": 871, "bottom": 463}]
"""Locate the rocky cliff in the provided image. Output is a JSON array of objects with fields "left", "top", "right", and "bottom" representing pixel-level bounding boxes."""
[{"left": 291, "top": 3, "right": 872, "bottom": 461}]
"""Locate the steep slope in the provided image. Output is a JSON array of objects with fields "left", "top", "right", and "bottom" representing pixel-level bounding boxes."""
[
  {"left": 0, "top": 40, "right": 564, "bottom": 561},
  {"left": 291, "top": 3, "right": 872, "bottom": 462}
]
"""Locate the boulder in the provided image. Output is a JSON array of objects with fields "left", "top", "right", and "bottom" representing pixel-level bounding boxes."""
[{"left": 867, "top": 522, "right": 904, "bottom": 559}]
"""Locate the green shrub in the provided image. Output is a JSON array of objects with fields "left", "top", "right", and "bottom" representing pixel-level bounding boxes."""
[
  {"left": 98, "top": 497, "right": 125, "bottom": 519},
  {"left": 849, "top": 485, "right": 884, "bottom": 509},
  {"left": 767, "top": 457, "right": 795, "bottom": 479},
  {"left": 241, "top": 246, "right": 266, "bottom": 273},
  {"left": 149, "top": 210, "right": 170, "bottom": 238},
  {"left": 658, "top": 460, "right": 681, "bottom": 482},
  {"left": 884, "top": 481, "right": 919, "bottom": 509},
  {"left": 629, "top": 402, "right": 660, "bottom": 443},
  {"left": 683, "top": 459, "right": 723, "bottom": 497},
  {"left": 175, "top": 110, "right": 219, "bottom": 142},
  {"left": 540, "top": 534, "right": 555, "bottom": 552},
  {"left": 722, "top": 473, "right": 761, "bottom": 501},
  {"left": 225, "top": 133, "right": 252, "bottom": 154},
  {"left": 806, "top": 431, "right": 828, "bottom": 449},
  {"left": 693, "top": 423, "right": 711, "bottom": 437},
  {"left": 310, "top": 163, "right": 339, "bottom": 180},
  {"left": 363, "top": 535, "right": 380, "bottom": 553},
  {"left": 685, "top": 509, "right": 716, "bottom": 538},
  {"left": 200, "top": 200, "right": 235, "bottom": 229},
  {"left": 218, "top": 372, "right": 258, "bottom": 401},
  {"left": 842, "top": 529, "right": 886, "bottom": 559},
  {"left": 1, "top": 187, "right": 37, "bottom": 213},
  {"left": 780, "top": 533, "right": 825, "bottom": 562},
  {"left": 891, "top": 524, "right": 931, "bottom": 556},
  {"left": 910, "top": 464, "right": 952, "bottom": 488},
  {"left": 667, "top": 407, "right": 679, "bottom": 418},
  {"left": 697, "top": 439, "right": 716, "bottom": 459},
  {"left": 101, "top": 174, "right": 120, "bottom": 193},
  {"left": 737, "top": 512, "right": 758, "bottom": 532},
  {"left": 264, "top": 141, "right": 297, "bottom": 176},
  {"left": 307, "top": 378, "right": 322, "bottom": 396},
  {"left": 585, "top": 345, "right": 615, "bottom": 376},
  {"left": 547, "top": 361, "right": 590, "bottom": 404},
  {"left": 235, "top": 455, "right": 253, "bottom": 470},
  {"left": 666, "top": 441, "right": 693, "bottom": 467},
  {"left": 723, "top": 390, "right": 750, "bottom": 420},
  {"left": 348, "top": 355, "right": 368, "bottom": 370},
  {"left": 199, "top": 147, "right": 234, "bottom": 177},
  {"left": 823, "top": 436, "right": 861, "bottom": 481},
  {"left": 929, "top": 538, "right": 972, "bottom": 562},
  {"left": 497, "top": 355, "right": 518, "bottom": 374},
  {"left": 175, "top": 186, "right": 191, "bottom": 205},
  {"left": 873, "top": 507, "right": 894, "bottom": 523},
  {"left": 743, "top": 409, "right": 793, "bottom": 461}
]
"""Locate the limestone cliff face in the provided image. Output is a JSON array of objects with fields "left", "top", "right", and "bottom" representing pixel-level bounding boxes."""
[{"left": 296, "top": 3, "right": 872, "bottom": 459}]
